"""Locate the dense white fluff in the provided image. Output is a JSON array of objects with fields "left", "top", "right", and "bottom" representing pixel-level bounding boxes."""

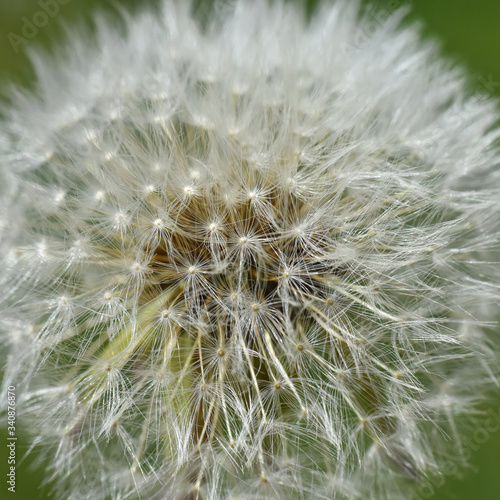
[{"left": 1, "top": 1, "right": 500, "bottom": 499}]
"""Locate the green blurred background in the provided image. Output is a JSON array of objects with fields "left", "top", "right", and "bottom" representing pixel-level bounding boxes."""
[{"left": 0, "top": 0, "right": 499, "bottom": 499}]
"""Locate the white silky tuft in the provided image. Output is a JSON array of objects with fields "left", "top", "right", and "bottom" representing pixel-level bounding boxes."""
[{"left": 1, "top": 1, "right": 500, "bottom": 499}]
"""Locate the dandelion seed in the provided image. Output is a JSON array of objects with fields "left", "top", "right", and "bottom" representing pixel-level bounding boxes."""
[
  {"left": 1, "top": 1, "right": 500, "bottom": 500},
  {"left": 94, "top": 191, "right": 106, "bottom": 201}
]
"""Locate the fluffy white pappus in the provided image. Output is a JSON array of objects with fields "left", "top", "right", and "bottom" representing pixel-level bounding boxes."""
[{"left": 1, "top": 1, "right": 500, "bottom": 499}]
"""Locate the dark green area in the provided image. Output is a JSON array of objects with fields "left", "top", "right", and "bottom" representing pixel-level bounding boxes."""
[{"left": 0, "top": 0, "right": 499, "bottom": 499}]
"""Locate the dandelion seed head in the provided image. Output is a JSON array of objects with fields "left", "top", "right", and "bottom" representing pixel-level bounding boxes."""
[{"left": 1, "top": 1, "right": 500, "bottom": 500}]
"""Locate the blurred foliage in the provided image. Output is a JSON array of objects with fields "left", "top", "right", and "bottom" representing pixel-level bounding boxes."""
[{"left": 0, "top": 0, "right": 499, "bottom": 499}]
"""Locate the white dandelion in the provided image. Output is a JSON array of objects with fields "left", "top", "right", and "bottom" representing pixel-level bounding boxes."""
[{"left": 1, "top": 1, "right": 500, "bottom": 499}]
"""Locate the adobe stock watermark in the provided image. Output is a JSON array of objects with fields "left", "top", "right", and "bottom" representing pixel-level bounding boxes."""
[
  {"left": 6, "top": 386, "right": 16, "bottom": 494},
  {"left": 415, "top": 406, "right": 500, "bottom": 500},
  {"left": 425, "top": 72, "right": 500, "bottom": 151},
  {"left": 7, "top": 0, "right": 71, "bottom": 54},
  {"left": 476, "top": 73, "right": 500, "bottom": 95},
  {"left": 341, "top": 0, "right": 403, "bottom": 58}
]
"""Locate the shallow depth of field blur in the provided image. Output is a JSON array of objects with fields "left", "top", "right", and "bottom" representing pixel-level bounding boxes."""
[{"left": 0, "top": 1, "right": 499, "bottom": 499}]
